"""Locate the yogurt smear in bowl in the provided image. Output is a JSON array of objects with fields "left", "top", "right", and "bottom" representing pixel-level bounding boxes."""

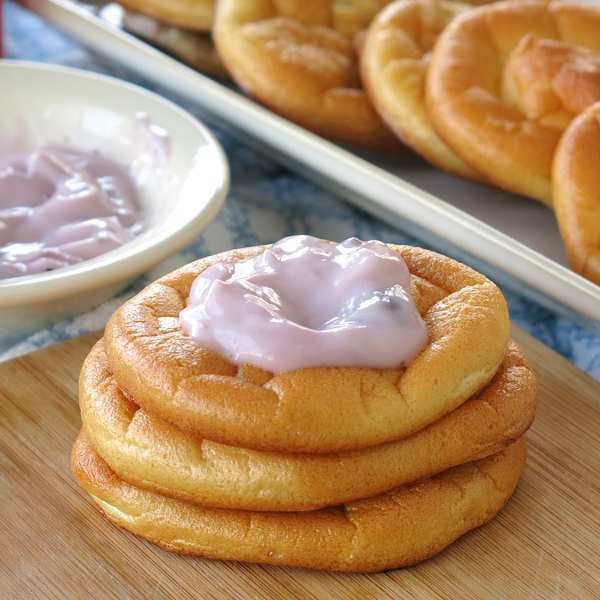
[{"left": 0, "top": 144, "right": 143, "bottom": 279}]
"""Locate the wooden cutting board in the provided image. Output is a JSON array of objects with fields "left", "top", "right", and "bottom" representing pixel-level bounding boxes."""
[{"left": 0, "top": 327, "right": 599, "bottom": 599}]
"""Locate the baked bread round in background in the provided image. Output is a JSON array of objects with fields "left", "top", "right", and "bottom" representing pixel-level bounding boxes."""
[
  {"left": 81, "top": 340, "right": 536, "bottom": 511},
  {"left": 104, "top": 245, "right": 510, "bottom": 454},
  {"left": 213, "top": 0, "right": 400, "bottom": 149},
  {"left": 72, "top": 432, "right": 527, "bottom": 572},
  {"left": 553, "top": 101, "right": 600, "bottom": 286},
  {"left": 362, "top": 0, "right": 478, "bottom": 177},
  {"left": 426, "top": 0, "right": 600, "bottom": 205},
  {"left": 122, "top": 11, "right": 228, "bottom": 79},
  {"left": 332, "top": 0, "right": 394, "bottom": 38},
  {"left": 118, "top": 0, "right": 214, "bottom": 31}
]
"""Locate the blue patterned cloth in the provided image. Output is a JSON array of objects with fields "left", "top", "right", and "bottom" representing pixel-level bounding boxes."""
[{"left": 2, "top": 0, "right": 600, "bottom": 380}]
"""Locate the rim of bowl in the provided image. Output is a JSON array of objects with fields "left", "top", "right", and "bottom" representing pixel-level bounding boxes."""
[{"left": 0, "top": 60, "right": 229, "bottom": 307}]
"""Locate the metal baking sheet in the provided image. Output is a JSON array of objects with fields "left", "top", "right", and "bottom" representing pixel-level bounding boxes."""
[{"left": 19, "top": 0, "right": 600, "bottom": 324}]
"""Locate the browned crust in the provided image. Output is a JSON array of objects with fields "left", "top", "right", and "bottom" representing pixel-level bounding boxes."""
[
  {"left": 121, "top": 12, "right": 228, "bottom": 79},
  {"left": 118, "top": 0, "right": 214, "bottom": 31},
  {"left": 426, "top": 0, "right": 600, "bottom": 205},
  {"left": 82, "top": 339, "right": 535, "bottom": 511},
  {"left": 72, "top": 432, "right": 527, "bottom": 573},
  {"left": 213, "top": 0, "right": 400, "bottom": 150},
  {"left": 361, "top": 0, "right": 480, "bottom": 178},
  {"left": 333, "top": 0, "right": 394, "bottom": 38},
  {"left": 103, "top": 245, "right": 510, "bottom": 454},
  {"left": 552, "top": 101, "right": 600, "bottom": 286}
]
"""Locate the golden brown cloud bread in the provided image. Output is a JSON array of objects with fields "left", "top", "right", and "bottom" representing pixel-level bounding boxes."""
[
  {"left": 118, "top": 0, "right": 214, "bottom": 31},
  {"left": 361, "top": 0, "right": 479, "bottom": 178},
  {"left": 81, "top": 340, "right": 535, "bottom": 511},
  {"left": 426, "top": 0, "right": 600, "bottom": 205},
  {"left": 504, "top": 35, "right": 600, "bottom": 123},
  {"left": 213, "top": 0, "right": 400, "bottom": 149},
  {"left": 72, "top": 432, "right": 527, "bottom": 572},
  {"left": 332, "top": 0, "right": 394, "bottom": 38},
  {"left": 104, "top": 245, "right": 510, "bottom": 454},
  {"left": 553, "top": 102, "right": 600, "bottom": 286},
  {"left": 122, "top": 12, "right": 228, "bottom": 79}
]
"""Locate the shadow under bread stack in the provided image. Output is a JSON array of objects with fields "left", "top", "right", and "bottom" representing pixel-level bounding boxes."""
[{"left": 73, "top": 236, "right": 537, "bottom": 572}]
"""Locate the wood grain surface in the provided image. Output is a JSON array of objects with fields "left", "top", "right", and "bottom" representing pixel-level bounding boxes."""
[{"left": 0, "top": 327, "right": 599, "bottom": 599}]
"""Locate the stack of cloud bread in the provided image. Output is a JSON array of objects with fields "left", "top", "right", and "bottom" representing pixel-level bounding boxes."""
[{"left": 72, "top": 242, "right": 537, "bottom": 572}]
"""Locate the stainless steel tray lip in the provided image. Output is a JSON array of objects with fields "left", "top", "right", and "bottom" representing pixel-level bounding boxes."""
[{"left": 20, "top": 0, "right": 600, "bottom": 325}]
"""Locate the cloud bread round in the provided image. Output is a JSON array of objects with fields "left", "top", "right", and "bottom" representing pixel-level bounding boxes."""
[
  {"left": 362, "top": 0, "right": 479, "bottom": 178},
  {"left": 213, "top": 0, "right": 400, "bottom": 149},
  {"left": 72, "top": 432, "right": 526, "bottom": 572},
  {"left": 426, "top": 0, "right": 600, "bottom": 205},
  {"left": 81, "top": 340, "right": 535, "bottom": 511},
  {"left": 122, "top": 12, "right": 228, "bottom": 79},
  {"left": 553, "top": 101, "right": 600, "bottom": 286},
  {"left": 118, "top": 0, "right": 214, "bottom": 31},
  {"left": 104, "top": 244, "right": 510, "bottom": 454},
  {"left": 332, "top": 1, "right": 395, "bottom": 38}
]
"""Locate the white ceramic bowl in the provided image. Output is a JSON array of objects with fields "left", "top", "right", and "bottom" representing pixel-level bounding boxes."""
[{"left": 0, "top": 61, "right": 228, "bottom": 338}]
